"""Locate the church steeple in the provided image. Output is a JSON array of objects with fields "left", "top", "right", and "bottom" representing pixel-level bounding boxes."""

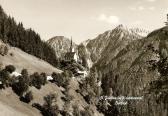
[
  {"left": 165, "top": 14, "right": 168, "bottom": 26},
  {"left": 70, "top": 36, "right": 73, "bottom": 52}
]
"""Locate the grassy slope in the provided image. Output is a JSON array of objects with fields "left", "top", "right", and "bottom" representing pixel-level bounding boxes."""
[
  {"left": 0, "top": 88, "right": 41, "bottom": 116},
  {"left": 0, "top": 83, "right": 64, "bottom": 116},
  {"left": 30, "top": 82, "right": 64, "bottom": 110},
  {"left": 0, "top": 43, "right": 102, "bottom": 116},
  {"left": 0, "top": 43, "right": 64, "bottom": 115},
  {"left": 0, "top": 80, "right": 103, "bottom": 116}
]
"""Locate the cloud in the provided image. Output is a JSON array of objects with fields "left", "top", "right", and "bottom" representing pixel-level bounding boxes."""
[
  {"left": 128, "top": 20, "right": 143, "bottom": 28},
  {"left": 148, "top": 6, "right": 155, "bottom": 10},
  {"left": 138, "top": 6, "right": 145, "bottom": 10},
  {"left": 164, "top": 9, "right": 168, "bottom": 14},
  {"left": 129, "top": 6, "right": 155, "bottom": 11},
  {"left": 146, "top": 0, "right": 156, "bottom": 2},
  {"left": 97, "top": 14, "right": 120, "bottom": 24},
  {"left": 129, "top": 7, "right": 136, "bottom": 11}
]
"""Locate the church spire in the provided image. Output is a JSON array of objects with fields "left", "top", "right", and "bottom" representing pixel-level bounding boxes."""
[
  {"left": 165, "top": 14, "right": 168, "bottom": 26},
  {"left": 70, "top": 36, "right": 73, "bottom": 52}
]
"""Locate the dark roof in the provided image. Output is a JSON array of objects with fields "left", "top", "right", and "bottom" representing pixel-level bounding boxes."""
[{"left": 65, "top": 52, "right": 76, "bottom": 58}]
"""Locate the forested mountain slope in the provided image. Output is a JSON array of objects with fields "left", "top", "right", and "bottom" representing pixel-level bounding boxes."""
[
  {"left": 92, "top": 26, "right": 168, "bottom": 116},
  {"left": 0, "top": 6, "right": 59, "bottom": 68}
]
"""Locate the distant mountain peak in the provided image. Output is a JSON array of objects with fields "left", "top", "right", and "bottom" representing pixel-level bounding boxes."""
[
  {"left": 114, "top": 24, "right": 127, "bottom": 30},
  {"left": 113, "top": 24, "right": 150, "bottom": 37},
  {"left": 48, "top": 36, "right": 69, "bottom": 42},
  {"left": 47, "top": 36, "right": 77, "bottom": 58}
]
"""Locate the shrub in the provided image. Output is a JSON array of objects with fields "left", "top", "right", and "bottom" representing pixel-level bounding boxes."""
[
  {"left": 21, "top": 69, "right": 28, "bottom": 76},
  {"left": 43, "top": 93, "right": 59, "bottom": 116},
  {"left": 80, "top": 110, "right": 91, "bottom": 116},
  {"left": 20, "top": 91, "right": 33, "bottom": 103},
  {"left": 21, "top": 69, "right": 30, "bottom": 84},
  {"left": 25, "top": 91, "right": 33, "bottom": 103},
  {"left": 0, "top": 63, "right": 3, "bottom": 70},
  {"left": 52, "top": 71, "right": 71, "bottom": 88},
  {"left": 0, "top": 69, "right": 10, "bottom": 87},
  {"left": 61, "top": 71, "right": 71, "bottom": 88},
  {"left": 72, "top": 105, "right": 80, "bottom": 116},
  {"left": 80, "top": 106, "right": 92, "bottom": 116},
  {"left": 83, "top": 91, "right": 96, "bottom": 105},
  {"left": 9, "top": 52, "right": 13, "bottom": 56},
  {"left": 0, "top": 43, "right": 8, "bottom": 56},
  {"left": 31, "top": 72, "right": 43, "bottom": 89},
  {"left": 60, "top": 110, "right": 70, "bottom": 116},
  {"left": 63, "top": 90, "right": 73, "bottom": 103},
  {"left": 32, "top": 94, "right": 60, "bottom": 116},
  {"left": 3, "top": 46, "right": 8, "bottom": 55},
  {"left": 97, "top": 100, "right": 119, "bottom": 116},
  {"left": 62, "top": 70, "right": 73, "bottom": 78},
  {"left": 32, "top": 103, "right": 43, "bottom": 111},
  {"left": 5, "top": 65, "right": 16, "bottom": 73},
  {"left": 52, "top": 72, "right": 63, "bottom": 86},
  {"left": 40, "top": 72, "right": 47, "bottom": 85},
  {"left": 12, "top": 76, "right": 29, "bottom": 96}
]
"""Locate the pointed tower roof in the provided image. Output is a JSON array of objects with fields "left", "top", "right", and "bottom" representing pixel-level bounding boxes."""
[
  {"left": 70, "top": 36, "right": 73, "bottom": 52},
  {"left": 165, "top": 14, "right": 168, "bottom": 26},
  {"left": 71, "top": 36, "right": 72, "bottom": 47}
]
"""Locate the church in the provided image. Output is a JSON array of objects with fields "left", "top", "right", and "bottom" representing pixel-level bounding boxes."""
[{"left": 64, "top": 38, "right": 79, "bottom": 62}]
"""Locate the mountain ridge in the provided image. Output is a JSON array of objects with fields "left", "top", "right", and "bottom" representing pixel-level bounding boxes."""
[
  {"left": 79, "top": 24, "right": 149, "bottom": 68},
  {"left": 47, "top": 24, "right": 150, "bottom": 69},
  {"left": 47, "top": 36, "right": 77, "bottom": 58},
  {"left": 91, "top": 26, "right": 168, "bottom": 116}
]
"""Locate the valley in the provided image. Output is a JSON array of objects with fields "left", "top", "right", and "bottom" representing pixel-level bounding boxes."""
[{"left": 0, "top": 3, "right": 167, "bottom": 116}]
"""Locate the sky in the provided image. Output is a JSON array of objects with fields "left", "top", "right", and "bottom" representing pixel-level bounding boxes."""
[{"left": 0, "top": 0, "right": 168, "bottom": 44}]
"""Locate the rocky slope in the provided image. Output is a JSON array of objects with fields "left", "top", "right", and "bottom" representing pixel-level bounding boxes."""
[
  {"left": 47, "top": 36, "right": 77, "bottom": 58},
  {"left": 47, "top": 25, "right": 149, "bottom": 69},
  {"left": 78, "top": 25, "right": 148, "bottom": 68},
  {"left": 92, "top": 26, "right": 168, "bottom": 116}
]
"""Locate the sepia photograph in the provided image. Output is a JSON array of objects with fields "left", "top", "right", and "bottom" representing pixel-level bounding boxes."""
[{"left": 0, "top": 0, "right": 167, "bottom": 116}]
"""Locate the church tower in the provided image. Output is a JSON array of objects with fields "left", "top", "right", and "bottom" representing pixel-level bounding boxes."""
[
  {"left": 64, "top": 36, "right": 78, "bottom": 62},
  {"left": 165, "top": 14, "right": 168, "bottom": 26},
  {"left": 70, "top": 37, "right": 75, "bottom": 52}
]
